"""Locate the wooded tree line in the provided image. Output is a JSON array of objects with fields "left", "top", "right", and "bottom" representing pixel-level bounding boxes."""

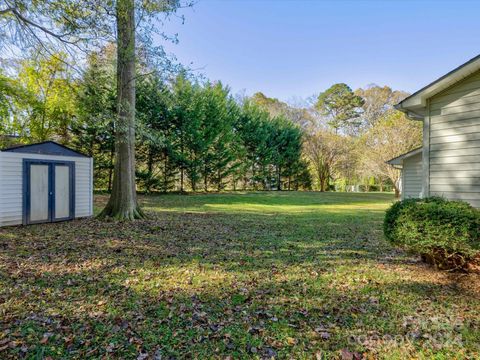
[
  {"left": 0, "top": 49, "right": 310, "bottom": 192},
  {"left": 0, "top": 0, "right": 422, "bottom": 217},
  {"left": 0, "top": 49, "right": 422, "bottom": 195},
  {"left": 253, "top": 84, "right": 422, "bottom": 196}
]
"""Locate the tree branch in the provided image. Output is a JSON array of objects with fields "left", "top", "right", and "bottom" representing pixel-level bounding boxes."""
[
  {"left": 8, "top": 7, "right": 78, "bottom": 45},
  {"left": 0, "top": 7, "right": 14, "bottom": 15}
]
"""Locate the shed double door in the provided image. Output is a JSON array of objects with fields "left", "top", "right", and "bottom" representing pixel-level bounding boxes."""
[{"left": 23, "top": 160, "right": 75, "bottom": 225}]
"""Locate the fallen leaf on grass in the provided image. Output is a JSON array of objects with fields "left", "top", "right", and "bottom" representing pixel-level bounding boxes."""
[
  {"left": 340, "top": 348, "right": 362, "bottom": 360},
  {"left": 286, "top": 337, "right": 297, "bottom": 345}
]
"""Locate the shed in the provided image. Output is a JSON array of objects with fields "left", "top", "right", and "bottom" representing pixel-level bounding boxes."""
[
  {"left": 0, "top": 141, "right": 93, "bottom": 227},
  {"left": 387, "top": 147, "right": 423, "bottom": 200}
]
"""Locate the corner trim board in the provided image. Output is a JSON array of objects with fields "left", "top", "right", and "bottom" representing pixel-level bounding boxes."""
[{"left": 422, "top": 99, "right": 431, "bottom": 197}]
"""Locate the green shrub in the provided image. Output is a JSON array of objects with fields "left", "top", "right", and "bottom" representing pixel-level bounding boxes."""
[{"left": 384, "top": 197, "right": 480, "bottom": 269}]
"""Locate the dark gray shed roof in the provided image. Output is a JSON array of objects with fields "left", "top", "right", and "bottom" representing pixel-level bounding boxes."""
[{"left": 1, "top": 141, "right": 89, "bottom": 158}]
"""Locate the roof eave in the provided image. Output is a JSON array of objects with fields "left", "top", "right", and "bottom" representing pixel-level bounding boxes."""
[
  {"left": 386, "top": 147, "right": 423, "bottom": 166},
  {"left": 394, "top": 103, "right": 424, "bottom": 121},
  {"left": 395, "top": 53, "right": 480, "bottom": 118},
  {"left": 1, "top": 141, "right": 90, "bottom": 158}
]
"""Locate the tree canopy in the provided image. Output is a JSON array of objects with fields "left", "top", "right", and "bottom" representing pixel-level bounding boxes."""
[
  {"left": 316, "top": 83, "right": 364, "bottom": 134},
  {"left": 0, "top": 2, "right": 421, "bottom": 199}
]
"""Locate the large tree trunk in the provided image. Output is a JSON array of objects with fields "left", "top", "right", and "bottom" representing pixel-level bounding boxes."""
[
  {"left": 107, "top": 143, "right": 114, "bottom": 193},
  {"left": 100, "top": 0, "right": 144, "bottom": 220},
  {"left": 107, "top": 121, "right": 115, "bottom": 192}
]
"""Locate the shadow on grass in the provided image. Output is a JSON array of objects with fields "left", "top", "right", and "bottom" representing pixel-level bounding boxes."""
[
  {"left": 0, "top": 258, "right": 477, "bottom": 359},
  {"left": 1, "top": 193, "right": 478, "bottom": 358},
  {"left": 0, "top": 209, "right": 396, "bottom": 276}
]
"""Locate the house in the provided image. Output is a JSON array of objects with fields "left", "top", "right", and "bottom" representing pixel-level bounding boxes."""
[
  {"left": 389, "top": 54, "right": 480, "bottom": 207},
  {"left": 0, "top": 141, "right": 93, "bottom": 227}
]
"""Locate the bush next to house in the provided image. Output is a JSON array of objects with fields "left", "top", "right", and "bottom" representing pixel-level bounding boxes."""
[{"left": 384, "top": 197, "right": 480, "bottom": 271}]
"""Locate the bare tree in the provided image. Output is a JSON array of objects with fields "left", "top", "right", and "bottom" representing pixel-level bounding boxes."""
[
  {"left": 304, "top": 128, "right": 348, "bottom": 192},
  {"left": 355, "top": 85, "right": 409, "bottom": 130},
  {"left": 361, "top": 110, "right": 422, "bottom": 197}
]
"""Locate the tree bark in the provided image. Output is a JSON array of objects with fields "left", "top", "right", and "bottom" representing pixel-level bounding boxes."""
[
  {"left": 107, "top": 141, "right": 114, "bottom": 193},
  {"left": 146, "top": 149, "right": 154, "bottom": 193},
  {"left": 99, "top": 0, "right": 144, "bottom": 220},
  {"left": 163, "top": 150, "right": 168, "bottom": 193},
  {"left": 217, "top": 169, "right": 222, "bottom": 192},
  {"left": 204, "top": 168, "right": 208, "bottom": 192},
  {"left": 180, "top": 168, "right": 184, "bottom": 192},
  {"left": 277, "top": 166, "right": 281, "bottom": 191},
  {"left": 394, "top": 186, "right": 400, "bottom": 199}
]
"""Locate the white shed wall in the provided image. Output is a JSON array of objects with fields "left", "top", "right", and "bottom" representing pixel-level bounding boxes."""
[
  {"left": 402, "top": 153, "right": 423, "bottom": 200},
  {"left": 0, "top": 152, "right": 93, "bottom": 226},
  {"left": 428, "top": 71, "right": 480, "bottom": 207}
]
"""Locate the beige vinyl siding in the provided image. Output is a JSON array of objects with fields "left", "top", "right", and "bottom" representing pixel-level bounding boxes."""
[
  {"left": 402, "top": 153, "right": 422, "bottom": 199},
  {"left": 429, "top": 70, "right": 480, "bottom": 208},
  {"left": 0, "top": 152, "right": 93, "bottom": 227}
]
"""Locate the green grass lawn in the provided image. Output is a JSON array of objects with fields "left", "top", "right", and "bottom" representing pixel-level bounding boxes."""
[{"left": 1, "top": 192, "right": 479, "bottom": 359}]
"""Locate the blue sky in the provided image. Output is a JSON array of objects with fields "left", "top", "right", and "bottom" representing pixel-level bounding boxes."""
[{"left": 160, "top": 0, "right": 480, "bottom": 103}]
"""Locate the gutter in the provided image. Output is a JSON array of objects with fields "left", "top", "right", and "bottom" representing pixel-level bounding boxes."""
[
  {"left": 394, "top": 103, "right": 424, "bottom": 121},
  {"left": 385, "top": 159, "right": 403, "bottom": 170}
]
